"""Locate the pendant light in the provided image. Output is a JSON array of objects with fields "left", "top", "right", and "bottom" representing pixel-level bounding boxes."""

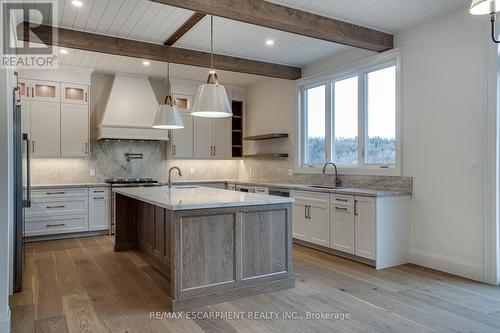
[
  {"left": 152, "top": 61, "right": 184, "bottom": 129},
  {"left": 470, "top": 0, "right": 500, "bottom": 43},
  {"left": 191, "top": 15, "right": 233, "bottom": 118}
]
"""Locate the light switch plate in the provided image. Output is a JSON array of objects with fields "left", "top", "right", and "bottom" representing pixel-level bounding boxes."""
[
  {"left": 470, "top": 155, "right": 480, "bottom": 168},
  {"left": 190, "top": 168, "right": 195, "bottom": 175},
  {"left": 288, "top": 169, "right": 293, "bottom": 176},
  {"left": 89, "top": 168, "right": 96, "bottom": 176}
]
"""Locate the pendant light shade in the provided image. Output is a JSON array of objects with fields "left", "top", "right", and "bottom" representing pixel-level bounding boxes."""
[
  {"left": 191, "top": 72, "right": 232, "bottom": 118},
  {"left": 152, "top": 63, "right": 184, "bottom": 129},
  {"left": 470, "top": 0, "right": 500, "bottom": 15},
  {"left": 191, "top": 15, "right": 233, "bottom": 118}
]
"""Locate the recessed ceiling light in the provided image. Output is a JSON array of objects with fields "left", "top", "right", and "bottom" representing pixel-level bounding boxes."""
[
  {"left": 142, "top": 60, "right": 150, "bottom": 66},
  {"left": 72, "top": 0, "right": 83, "bottom": 7},
  {"left": 59, "top": 49, "right": 68, "bottom": 54},
  {"left": 265, "top": 39, "right": 275, "bottom": 46}
]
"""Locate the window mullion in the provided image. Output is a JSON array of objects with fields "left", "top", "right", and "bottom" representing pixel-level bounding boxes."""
[
  {"left": 326, "top": 81, "right": 333, "bottom": 163},
  {"left": 358, "top": 72, "right": 365, "bottom": 168}
]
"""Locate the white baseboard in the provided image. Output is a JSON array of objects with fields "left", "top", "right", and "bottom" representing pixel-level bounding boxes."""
[
  {"left": 410, "top": 248, "right": 484, "bottom": 282},
  {"left": 0, "top": 308, "right": 10, "bottom": 333}
]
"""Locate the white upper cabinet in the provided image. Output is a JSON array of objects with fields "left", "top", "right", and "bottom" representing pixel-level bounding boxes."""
[
  {"left": 212, "top": 117, "right": 232, "bottom": 159},
  {"left": 31, "top": 80, "right": 60, "bottom": 102},
  {"left": 30, "top": 101, "right": 61, "bottom": 157},
  {"left": 193, "top": 116, "right": 213, "bottom": 158},
  {"left": 61, "top": 83, "right": 88, "bottom": 104},
  {"left": 61, "top": 103, "right": 89, "bottom": 157},
  {"left": 170, "top": 95, "right": 194, "bottom": 159}
]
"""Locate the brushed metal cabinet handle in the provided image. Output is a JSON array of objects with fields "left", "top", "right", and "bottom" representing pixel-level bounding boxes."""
[
  {"left": 46, "top": 223, "right": 65, "bottom": 227},
  {"left": 173, "top": 145, "right": 176, "bottom": 156},
  {"left": 46, "top": 191, "right": 65, "bottom": 195},
  {"left": 335, "top": 198, "right": 348, "bottom": 202},
  {"left": 354, "top": 200, "right": 359, "bottom": 216},
  {"left": 335, "top": 207, "right": 348, "bottom": 211},
  {"left": 46, "top": 205, "right": 65, "bottom": 209},
  {"left": 93, "top": 197, "right": 105, "bottom": 200},
  {"left": 85, "top": 92, "right": 88, "bottom": 102}
]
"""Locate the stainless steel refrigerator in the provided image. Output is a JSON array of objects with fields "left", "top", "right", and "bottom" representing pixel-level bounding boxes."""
[{"left": 13, "top": 72, "right": 31, "bottom": 293}]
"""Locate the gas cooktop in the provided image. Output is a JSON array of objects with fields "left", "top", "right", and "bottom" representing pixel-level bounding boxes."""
[{"left": 105, "top": 178, "right": 160, "bottom": 185}]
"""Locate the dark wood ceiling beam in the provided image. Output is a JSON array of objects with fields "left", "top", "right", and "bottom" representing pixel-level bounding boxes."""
[
  {"left": 150, "top": 0, "right": 393, "bottom": 52},
  {"left": 164, "top": 12, "right": 206, "bottom": 46},
  {"left": 17, "top": 23, "right": 301, "bottom": 80}
]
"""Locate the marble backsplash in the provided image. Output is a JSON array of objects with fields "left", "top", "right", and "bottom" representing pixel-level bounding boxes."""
[
  {"left": 31, "top": 140, "right": 239, "bottom": 185},
  {"left": 32, "top": 141, "right": 411, "bottom": 193}
]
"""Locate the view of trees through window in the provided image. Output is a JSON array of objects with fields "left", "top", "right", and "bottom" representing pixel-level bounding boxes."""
[{"left": 302, "top": 63, "right": 397, "bottom": 168}]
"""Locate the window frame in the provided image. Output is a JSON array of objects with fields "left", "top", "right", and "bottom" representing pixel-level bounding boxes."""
[{"left": 295, "top": 49, "right": 402, "bottom": 176}]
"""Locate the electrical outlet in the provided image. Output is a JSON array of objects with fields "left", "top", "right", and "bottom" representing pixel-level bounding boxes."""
[
  {"left": 288, "top": 169, "right": 293, "bottom": 176},
  {"left": 89, "top": 168, "right": 96, "bottom": 177},
  {"left": 190, "top": 168, "right": 195, "bottom": 175}
]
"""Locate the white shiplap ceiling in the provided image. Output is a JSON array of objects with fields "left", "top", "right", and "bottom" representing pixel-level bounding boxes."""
[
  {"left": 57, "top": 47, "right": 266, "bottom": 86},
  {"left": 266, "top": 0, "right": 470, "bottom": 34},
  {"left": 25, "top": 0, "right": 471, "bottom": 71}
]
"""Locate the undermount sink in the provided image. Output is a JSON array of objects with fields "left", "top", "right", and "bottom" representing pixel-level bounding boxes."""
[{"left": 305, "top": 185, "right": 341, "bottom": 190}]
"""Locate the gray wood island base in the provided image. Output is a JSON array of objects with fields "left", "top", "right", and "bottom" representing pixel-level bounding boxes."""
[{"left": 113, "top": 186, "right": 294, "bottom": 311}]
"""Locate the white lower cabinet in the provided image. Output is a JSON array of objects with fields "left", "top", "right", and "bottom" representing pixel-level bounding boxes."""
[
  {"left": 354, "top": 196, "right": 376, "bottom": 260},
  {"left": 292, "top": 189, "right": 410, "bottom": 269},
  {"left": 89, "top": 188, "right": 110, "bottom": 231},
  {"left": 291, "top": 191, "right": 329, "bottom": 247},
  {"left": 26, "top": 187, "right": 110, "bottom": 237},
  {"left": 330, "top": 195, "right": 355, "bottom": 254}
]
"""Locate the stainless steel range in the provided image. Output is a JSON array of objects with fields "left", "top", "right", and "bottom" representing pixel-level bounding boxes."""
[{"left": 106, "top": 178, "right": 162, "bottom": 234}]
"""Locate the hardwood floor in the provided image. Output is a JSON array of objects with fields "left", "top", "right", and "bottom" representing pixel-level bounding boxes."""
[{"left": 10, "top": 236, "right": 500, "bottom": 333}]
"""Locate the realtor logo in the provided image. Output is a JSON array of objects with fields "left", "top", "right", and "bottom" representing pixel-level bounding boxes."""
[{"left": 1, "top": 0, "right": 58, "bottom": 68}]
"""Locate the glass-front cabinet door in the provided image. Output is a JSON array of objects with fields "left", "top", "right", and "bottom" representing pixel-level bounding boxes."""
[
  {"left": 61, "top": 83, "right": 88, "bottom": 104},
  {"left": 31, "top": 80, "right": 60, "bottom": 102}
]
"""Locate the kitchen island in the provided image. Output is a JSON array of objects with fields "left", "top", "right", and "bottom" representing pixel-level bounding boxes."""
[{"left": 113, "top": 186, "right": 294, "bottom": 311}]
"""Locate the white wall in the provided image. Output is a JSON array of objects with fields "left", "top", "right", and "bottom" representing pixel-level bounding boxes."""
[
  {"left": 243, "top": 6, "right": 491, "bottom": 282},
  {"left": 0, "top": 68, "right": 13, "bottom": 332},
  {"left": 397, "top": 7, "right": 488, "bottom": 280}
]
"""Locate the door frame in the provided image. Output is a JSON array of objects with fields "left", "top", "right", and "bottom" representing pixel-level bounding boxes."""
[{"left": 485, "top": 27, "right": 500, "bottom": 285}]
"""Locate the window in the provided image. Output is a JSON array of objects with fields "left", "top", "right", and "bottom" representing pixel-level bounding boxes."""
[
  {"left": 297, "top": 51, "right": 400, "bottom": 175},
  {"left": 304, "top": 85, "right": 326, "bottom": 165}
]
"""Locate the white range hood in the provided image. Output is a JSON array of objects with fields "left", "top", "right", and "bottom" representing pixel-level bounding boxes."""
[{"left": 98, "top": 73, "right": 169, "bottom": 140}]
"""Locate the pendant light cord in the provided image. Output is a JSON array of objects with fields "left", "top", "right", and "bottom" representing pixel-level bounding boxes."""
[{"left": 210, "top": 15, "right": 214, "bottom": 71}]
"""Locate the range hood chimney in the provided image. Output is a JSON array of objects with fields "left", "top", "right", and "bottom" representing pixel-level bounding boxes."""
[{"left": 97, "top": 73, "right": 169, "bottom": 140}]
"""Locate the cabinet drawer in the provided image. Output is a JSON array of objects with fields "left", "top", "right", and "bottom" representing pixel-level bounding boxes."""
[
  {"left": 291, "top": 190, "right": 329, "bottom": 204},
  {"left": 26, "top": 197, "right": 88, "bottom": 218},
  {"left": 330, "top": 194, "right": 354, "bottom": 207},
  {"left": 89, "top": 187, "right": 109, "bottom": 196},
  {"left": 33, "top": 187, "right": 88, "bottom": 199},
  {"left": 25, "top": 214, "right": 88, "bottom": 236}
]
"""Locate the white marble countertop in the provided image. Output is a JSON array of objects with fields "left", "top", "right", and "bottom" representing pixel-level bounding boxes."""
[
  {"left": 113, "top": 186, "right": 293, "bottom": 211},
  {"left": 32, "top": 183, "right": 110, "bottom": 189}
]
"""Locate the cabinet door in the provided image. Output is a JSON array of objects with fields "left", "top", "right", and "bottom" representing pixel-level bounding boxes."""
[
  {"left": 31, "top": 80, "right": 60, "bottom": 102},
  {"left": 309, "top": 202, "right": 330, "bottom": 247},
  {"left": 193, "top": 116, "right": 212, "bottom": 158},
  {"left": 30, "top": 101, "right": 60, "bottom": 157},
  {"left": 61, "top": 103, "right": 89, "bottom": 157},
  {"left": 61, "top": 83, "right": 88, "bottom": 104},
  {"left": 330, "top": 199, "right": 355, "bottom": 254},
  {"left": 354, "top": 197, "right": 376, "bottom": 260},
  {"left": 212, "top": 117, "right": 232, "bottom": 159},
  {"left": 89, "top": 188, "right": 110, "bottom": 231},
  {"left": 171, "top": 111, "right": 193, "bottom": 158},
  {"left": 292, "top": 201, "right": 309, "bottom": 241}
]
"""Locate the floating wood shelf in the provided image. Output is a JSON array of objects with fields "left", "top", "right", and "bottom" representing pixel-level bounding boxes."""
[
  {"left": 244, "top": 133, "right": 288, "bottom": 141},
  {"left": 243, "top": 153, "right": 289, "bottom": 159}
]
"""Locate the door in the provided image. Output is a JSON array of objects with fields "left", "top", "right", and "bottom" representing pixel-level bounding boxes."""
[
  {"left": 212, "top": 117, "right": 232, "bottom": 158},
  {"left": 193, "top": 116, "right": 212, "bottom": 158},
  {"left": 171, "top": 111, "right": 193, "bottom": 158},
  {"left": 330, "top": 196, "right": 355, "bottom": 254},
  {"left": 89, "top": 188, "right": 110, "bottom": 231},
  {"left": 30, "top": 101, "right": 60, "bottom": 157},
  {"left": 61, "top": 83, "right": 88, "bottom": 104},
  {"left": 30, "top": 80, "right": 60, "bottom": 102},
  {"left": 354, "top": 197, "right": 376, "bottom": 260},
  {"left": 61, "top": 103, "right": 89, "bottom": 157},
  {"left": 292, "top": 201, "right": 309, "bottom": 241},
  {"left": 309, "top": 202, "right": 330, "bottom": 247}
]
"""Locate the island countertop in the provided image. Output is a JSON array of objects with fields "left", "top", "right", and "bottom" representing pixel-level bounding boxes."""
[{"left": 113, "top": 185, "right": 293, "bottom": 211}]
